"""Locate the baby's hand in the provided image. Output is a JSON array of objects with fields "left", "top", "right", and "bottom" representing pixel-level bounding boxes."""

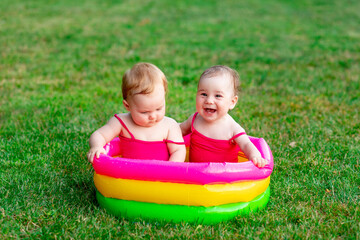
[
  {"left": 250, "top": 156, "right": 268, "bottom": 168},
  {"left": 87, "top": 147, "right": 106, "bottom": 163}
]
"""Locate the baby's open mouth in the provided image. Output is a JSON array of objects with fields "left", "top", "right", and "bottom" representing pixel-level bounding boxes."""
[{"left": 205, "top": 108, "right": 216, "bottom": 113}]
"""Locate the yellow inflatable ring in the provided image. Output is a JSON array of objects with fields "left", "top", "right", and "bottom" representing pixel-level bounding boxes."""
[{"left": 94, "top": 173, "right": 270, "bottom": 207}]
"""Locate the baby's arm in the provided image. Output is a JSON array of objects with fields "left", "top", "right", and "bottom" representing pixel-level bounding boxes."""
[
  {"left": 87, "top": 116, "right": 122, "bottom": 163},
  {"left": 167, "top": 118, "right": 186, "bottom": 162},
  {"left": 179, "top": 114, "right": 194, "bottom": 136},
  {"left": 234, "top": 130, "right": 268, "bottom": 168}
]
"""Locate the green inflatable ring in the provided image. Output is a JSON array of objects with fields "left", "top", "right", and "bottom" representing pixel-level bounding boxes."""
[{"left": 96, "top": 187, "right": 270, "bottom": 224}]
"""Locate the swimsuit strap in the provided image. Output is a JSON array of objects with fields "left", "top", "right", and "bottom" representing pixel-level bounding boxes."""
[
  {"left": 165, "top": 140, "right": 186, "bottom": 145},
  {"left": 114, "top": 114, "right": 135, "bottom": 139},
  {"left": 191, "top": 112, "right": 199, "bottom": 131},
  {"left": 229, "top": 132, "right": 246, "bottom": 142}
]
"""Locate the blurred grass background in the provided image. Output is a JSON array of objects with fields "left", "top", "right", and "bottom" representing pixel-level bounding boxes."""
[{"left": 0, "top": 0, "right": 359, "bottom": 238}]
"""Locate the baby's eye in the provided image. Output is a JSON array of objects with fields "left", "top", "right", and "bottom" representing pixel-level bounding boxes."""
[
  {"left": 215, "top": 94, "right": 223, "bottom": 98},
  {"left": 200, "top": 93, "right": 207, "bottom": 97}
]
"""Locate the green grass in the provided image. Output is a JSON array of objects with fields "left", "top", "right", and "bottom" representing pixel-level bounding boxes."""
[{"left": 1, "top": 0, "right": 359, "bottom": 238}]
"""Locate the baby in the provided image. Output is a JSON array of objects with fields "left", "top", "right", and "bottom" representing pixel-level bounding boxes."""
[
  {"left": 180, "top": 65, "right": 267, "bottom": 168},
  {"left": 87, "top": 63, "right": 186, "bottom": 163}
]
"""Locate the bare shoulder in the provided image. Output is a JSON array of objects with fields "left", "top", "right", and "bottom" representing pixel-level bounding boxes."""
[
  {"left": 182, "top": 113, "right": 196, "bottom": 125},
  {"left": 163, "top": 116, "right": 181, "bottom": 127},
  {"left": 179, "top": 113, "right": 195, "bottom": 136},
  {"left": 113, "top": 113, "right": 130, "bottom": 121},
  {"left": 227, "top": 114, "right": 246, "bottom": 135},
  {"left": 162, "top": 117, "right": 184, "bottom": 141},
  {"left": 105, "top": 114, "right": 124, "bottom": 128},
  {"left": 94, "top": 113, "right": 125, "bottom": 142},
  {"left": 115, "top": 113, "right": 128, "bottom": 117}
]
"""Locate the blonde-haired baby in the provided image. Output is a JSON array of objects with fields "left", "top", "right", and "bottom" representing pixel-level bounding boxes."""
[
  {"left": 180, "top": 65, "right": 267, "bottom": 167},
  {"left": 87, "top": 62, "right": 186, "bottom": 163}
]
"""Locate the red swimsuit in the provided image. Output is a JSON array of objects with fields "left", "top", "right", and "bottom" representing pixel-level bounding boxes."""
[
  {"left": 114, "top": 114, "right": 184, "bottom": 161},
  {"left": 189, "top": 112, "right": 246, "bottom": 163}
]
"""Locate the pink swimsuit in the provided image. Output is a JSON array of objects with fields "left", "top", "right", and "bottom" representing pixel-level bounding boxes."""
[
  {"left": 114, "top": 114, "right": 184, "bottom": 161},
  {"left": 189, "top": 112, "right": 246, "bottom": 163}
]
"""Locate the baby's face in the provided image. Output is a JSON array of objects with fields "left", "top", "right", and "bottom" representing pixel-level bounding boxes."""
[
  {"left": 126, "top": 83, "right": 166, "bottom": 127},
  {"left": 196, "top": 74, "right": 237, "bottom": 123}
]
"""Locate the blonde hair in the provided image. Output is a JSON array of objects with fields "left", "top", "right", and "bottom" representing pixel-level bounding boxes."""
[
  {"left": 199, "top": 65, "right": 240, "bottom": 96},
  {"left": 122, "top": 63, "right": 168, "bottom": 100}
]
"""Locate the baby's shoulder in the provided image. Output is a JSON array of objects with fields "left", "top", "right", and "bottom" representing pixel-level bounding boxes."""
[
  {"left": 226, "top": 115, "right": 245, "bottom": 134},
  {"left": 114, "top": 113, "right": 130, "bottom": 119},
  {"left": 112, "top": 113, "right": 132, "bottom": 123},
  {"left": 108, "top": 113, "right": 132, "bottom": 128},
  {"left": 162, "top": 116, "right": 180, "bottom": 126},
  {"left": 157, "top": 117, "right": 181, "bottom": 137}
]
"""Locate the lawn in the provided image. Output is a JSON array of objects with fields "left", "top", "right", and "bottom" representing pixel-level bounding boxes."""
[{"left": 1, "top": 0, "right": 359, "bottom": 239}]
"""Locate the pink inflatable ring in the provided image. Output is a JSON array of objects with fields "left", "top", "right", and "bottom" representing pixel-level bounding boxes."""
[{"left": 92, "top": 135, "right": 274, "bottom": 224}]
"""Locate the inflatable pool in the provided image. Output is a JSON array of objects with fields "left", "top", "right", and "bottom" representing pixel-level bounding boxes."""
[{"left": 92, "top": 135, "right": 273, "bottom": 224}]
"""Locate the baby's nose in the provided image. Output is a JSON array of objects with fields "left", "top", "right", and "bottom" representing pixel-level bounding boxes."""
[
  {"left": 205, "top": 96, "right": 214, "bottom": 103},
  {"left": 148, "top": 112, "right": 155, "bottom": 120}
]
